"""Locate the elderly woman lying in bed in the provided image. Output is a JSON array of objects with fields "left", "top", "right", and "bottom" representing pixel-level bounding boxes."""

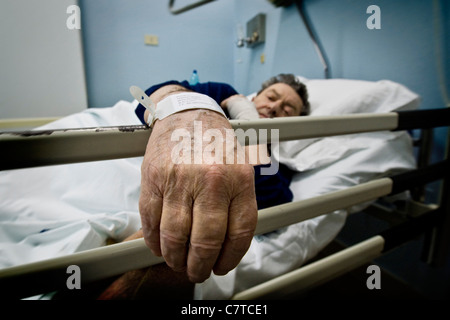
[{"left": 62, "top": 73, "right": 310, "bottom": 300}]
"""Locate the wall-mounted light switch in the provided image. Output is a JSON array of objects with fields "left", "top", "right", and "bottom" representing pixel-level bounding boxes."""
[{"left": 144, "top": 34, "right": 159, "bottom": 46}]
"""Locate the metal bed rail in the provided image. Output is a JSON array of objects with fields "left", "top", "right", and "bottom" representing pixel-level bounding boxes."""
[
  {"left": 0, "top": 117, "right": 60, "bottom": 130},
  {"left": 1, "top": 108, "right": 449, "bottom": 171},
  {"left": 0, "top": 108, "right": 449, "bottom": 299},
  {"left": 232, "top": 236, "right": 386, "bottom": 299},
  {"left": 0, "top": 160, "right": 447, "bottom": 299},
  {"left": 233, "top": 207, "right": 443, "bottom": 300}
]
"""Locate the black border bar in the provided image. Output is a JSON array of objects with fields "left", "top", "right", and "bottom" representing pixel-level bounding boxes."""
[
  {"left": 380, "top": 209, "right": 442, "bottom": 253},
  {"left": 396, "top": 108, "right": 450, "bottom": 131},
  {"left": 389, "top": 160, "right": 449, "bottom": 195}
]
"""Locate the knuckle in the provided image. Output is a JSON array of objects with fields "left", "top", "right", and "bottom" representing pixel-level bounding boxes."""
[
  {"left": 189, "top": 240, "right": 222, "bottom": 260},
  {"left": 228, "top": 229, "right": 255, "bottom": 242},
  {"left": 160, "top": 230, "right": 189, "bottom": 249},
  {"left": 198, "top": 164, "right": 255, "bottom": 193},
  {"left": 141, "top": 161, "right": 160, "bottom": 179},
  {"left": 227, "top": 234, "right": 253, "bottom": 256},
  {"left": 235, "top": 165, "right": 256, "bottom": 185},
  {"left": 139, "top": 205, "right": 162, "bottom": 229},
  {"left": 144, "top": 237, "right": 159, "bottom": 250},
  {"left": 160, "top": 231, "right": 188, "bottom": 269},
  {"left": 201, "top": 165, "right": 227, "bottom": 182}
]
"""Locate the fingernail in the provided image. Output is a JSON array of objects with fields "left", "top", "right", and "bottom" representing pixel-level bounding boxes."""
[{"left": 150, "top": 248, "right": 162, "bottom": 257}]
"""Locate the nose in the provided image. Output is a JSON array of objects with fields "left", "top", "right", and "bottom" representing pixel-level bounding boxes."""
[{"left": 268, "top": 101, "right": 282, "bottom": 118}]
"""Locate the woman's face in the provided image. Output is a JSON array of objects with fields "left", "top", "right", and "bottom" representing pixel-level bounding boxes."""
[{"left": 252, "top": 83, "right": 304, "bottom": 118}]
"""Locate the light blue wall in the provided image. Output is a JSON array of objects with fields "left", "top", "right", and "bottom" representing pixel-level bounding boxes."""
[
  {"left": 234, "top": 0, "right": 448, "bottom": 109},
  {"left": 233, "top": 0, "right": 449, "bottom": 158},
  {"left": 80, "top": 0, "right": 449, "bottom": 118},
  {"left": 80, "top": 0, "right": 235, "bottom": 108}
]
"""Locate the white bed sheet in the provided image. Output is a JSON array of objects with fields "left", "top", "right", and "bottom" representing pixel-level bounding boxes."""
[
  {"left": 198, "top": 77, "right": 420, "bottom": 298},
  {"left": 0, "top": 77, "right": 419, "bottom": 299},
  {"left": 0, "top": 102, "right": 143, "bottom": 268}
]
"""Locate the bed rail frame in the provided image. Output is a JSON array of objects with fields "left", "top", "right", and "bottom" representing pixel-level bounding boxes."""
[
  {"left": 1, "top": 109, "right": 448, "bottom": 171},
  {"left": 0, "top": 108, "right": 449, "bottom": 299}
]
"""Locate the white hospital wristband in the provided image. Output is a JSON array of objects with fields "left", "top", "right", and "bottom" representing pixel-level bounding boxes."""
[{"left": 148, "top": 92, "right": 227, "bottom": 126}]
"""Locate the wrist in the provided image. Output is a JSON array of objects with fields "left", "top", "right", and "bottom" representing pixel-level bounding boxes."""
[
  {"left": 149, "top": 92, "right": 226, "bottom": 127},
  {"left": 153, "top": 108, "right": 231, "bottom": 134},
  {"left": 148, "top": 109, "right": 238, "bottom": 166}
]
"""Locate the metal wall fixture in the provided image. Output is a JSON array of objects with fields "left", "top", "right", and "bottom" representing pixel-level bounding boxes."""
[{"left": 237, "top": 13, "right": 266, "bottom": 48}]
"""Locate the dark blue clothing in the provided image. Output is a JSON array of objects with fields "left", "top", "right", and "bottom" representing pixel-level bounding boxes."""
[
  {"left": 135, "top": 81, "right": 294, "bottom": 210},
  {"left": 254, "top": 163, "right": 294, "bottom": 210},
  {"left": 135, "top": 80, "right": 238, "bottom": 126}
]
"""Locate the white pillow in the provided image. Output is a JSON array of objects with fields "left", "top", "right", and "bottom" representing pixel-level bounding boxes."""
[
  {"left": 268, "top": 77, "right": 420, "bottom": 172},
  {"left": 296, "top": 76, "right": 420, "bottom": 115}
]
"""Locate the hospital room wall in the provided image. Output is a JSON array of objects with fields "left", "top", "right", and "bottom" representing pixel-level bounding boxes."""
[
  {"left": 79, "top": 0, "right": 235, "bottom": 108},
  {"left": 233, "top": 0, "right": 449, "bottom": 161},
  {"left": 233, "top": 0, "right": 448, "bottom": 105},
  {"left": 0, "top": 0, "right": 87, "bottom": 119}
]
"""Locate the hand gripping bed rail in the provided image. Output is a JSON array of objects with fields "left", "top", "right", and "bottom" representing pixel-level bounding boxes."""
[
  {"left": 0, "top": 161, "right": 446, "bottom": 299},
  {"left": 1, "top": 108, "right": 449, "bottom": 171}
]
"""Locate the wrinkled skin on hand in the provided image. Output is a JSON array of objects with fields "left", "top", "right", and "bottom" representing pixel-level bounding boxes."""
[{"left": 139, "top": 89, "right": 258, "bottom": 283}]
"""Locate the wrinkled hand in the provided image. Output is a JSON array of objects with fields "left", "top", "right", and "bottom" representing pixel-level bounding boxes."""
[{"left": 139, "top": 108, "right": 258, "bottom": 283}]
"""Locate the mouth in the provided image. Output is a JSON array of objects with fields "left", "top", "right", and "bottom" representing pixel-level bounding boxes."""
[{"left": 259, "top": 114, "right": 268, "bottom": 119}]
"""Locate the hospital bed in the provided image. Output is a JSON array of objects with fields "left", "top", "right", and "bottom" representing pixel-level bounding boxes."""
[{"left": 0, "top": 77, "right": 449, "bottom": 300}]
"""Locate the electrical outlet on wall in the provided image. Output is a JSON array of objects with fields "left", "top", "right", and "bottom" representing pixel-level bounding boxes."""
[{"left": 144, "top": 34, "right": 159, "bottom": 46}]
